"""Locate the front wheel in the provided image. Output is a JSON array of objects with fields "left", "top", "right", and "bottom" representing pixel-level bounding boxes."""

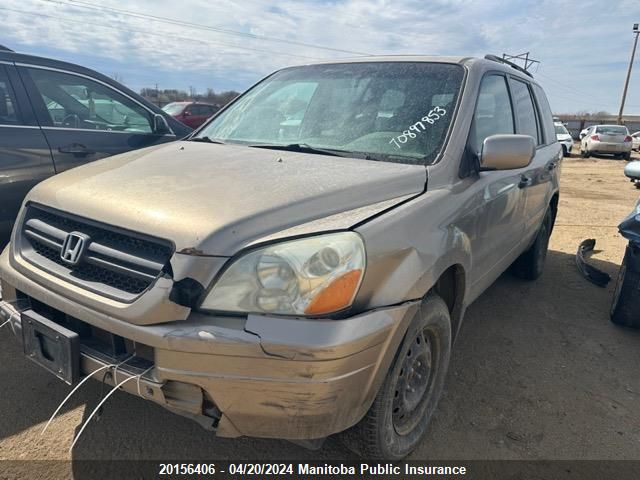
[
  {"left": 623, "top": 151, "right": 631, "bottom": 161},
  {"left": 341, "top": 292, "right": 451, "bottom": 460}
]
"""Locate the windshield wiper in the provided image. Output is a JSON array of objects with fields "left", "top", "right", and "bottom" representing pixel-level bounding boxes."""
[
  {"left": 246, "top": 143, "right": 351, "bottom": 157},
  {"left": 189, "top": 136, "right": 226, "bottom": 144}
]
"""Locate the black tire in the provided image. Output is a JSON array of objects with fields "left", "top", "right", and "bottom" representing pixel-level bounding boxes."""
[
  {"left": 341, "top": 292, "right": 451, "bottom": 460},
  {"left": 561, "top": 145, "right": 568, "bottom": 157},
  {"left": 623, "top": 151, "right": 631, "bottom": 161},
  {"left": 610, "top": 246, "right": 640, "bottom": 328},
  {"left": 581, "top": 147, "right": 590, "bottom": 158},
  {"left": 511, "top": 208, "right": 553, "bottom": 280}
]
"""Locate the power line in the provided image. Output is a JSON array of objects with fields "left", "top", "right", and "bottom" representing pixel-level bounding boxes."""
[
  {"left": 0, "top": 7, "right": 321, "bottom": 61},
  {"left": 48, "top": 0, "right": 372, "bottom": 56}
]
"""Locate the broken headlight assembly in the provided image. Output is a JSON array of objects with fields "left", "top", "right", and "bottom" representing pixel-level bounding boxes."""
[{"left": 201, "top": 232, "right": 366, "bottom": 316}]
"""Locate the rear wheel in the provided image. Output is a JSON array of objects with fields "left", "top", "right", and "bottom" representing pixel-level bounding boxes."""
[
  {"left": 581, "top": 146, "right": 590, "bottom": 158},
  {"left": 623, "top": 151, "right": 631, "bottom": 161},
  {"left": 341, "top": 292, "right": 451, "bottom": 460},
  {"left": 610, "top": 246, "right": 640, "bottom": 328},
  {"left": 512, "top": 208, "right": 553, "bottom": 280}
]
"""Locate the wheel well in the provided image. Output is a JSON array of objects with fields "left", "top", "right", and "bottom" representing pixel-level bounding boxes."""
[
  {"left": 434, "top": 265, "right": 465, "bottom": 340},
  {"left": 549, "top": 193, "right": 559, "bottom": 233}
]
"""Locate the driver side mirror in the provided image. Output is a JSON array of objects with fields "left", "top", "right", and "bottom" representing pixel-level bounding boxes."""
[
  {"left": 153, "top": 114, "right": 171, "bottom": 134},
  {"left": 480, "top": 134, "right": 535, "bottom": 170}
]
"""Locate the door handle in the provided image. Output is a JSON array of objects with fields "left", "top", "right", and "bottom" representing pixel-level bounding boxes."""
[
  {"left": 58, "top": 144, "right": 95, "bottom": 156},
  {"left": 519, "top": 175, "right": 533, "bottom": 188}
]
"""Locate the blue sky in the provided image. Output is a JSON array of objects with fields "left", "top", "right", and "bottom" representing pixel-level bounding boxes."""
[{"left": 1, "top": 0, "right": 639, "bottom": 114}]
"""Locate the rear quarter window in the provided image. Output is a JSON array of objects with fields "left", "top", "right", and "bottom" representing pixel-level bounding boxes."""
[{"left": 532, "top": 84, "right": 556, "bottom": 145}]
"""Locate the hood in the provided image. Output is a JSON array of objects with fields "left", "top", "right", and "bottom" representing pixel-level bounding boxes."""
[
  {"left": 556, "top": 134, "right": 572, "bottom": 141},
  {"left": 27, "top": 142, "right": 426, "bottom": 256}
]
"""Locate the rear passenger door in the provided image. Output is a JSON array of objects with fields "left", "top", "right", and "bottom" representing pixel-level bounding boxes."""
[
  {"left": 18, "top": 65, "right": 177, "bottom": 174},
  {"left": 0, "top": 64, "right": 54, "bottom": 242},
  {"left": 509, "top": 78, "right": 560, "bottom": 240}
]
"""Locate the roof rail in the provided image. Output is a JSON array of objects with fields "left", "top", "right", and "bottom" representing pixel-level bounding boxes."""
[
  {"left": 0, "top": 45, "right": 14, "bottom": 52},
  {"left": 484, "top": 54, "right": 533, "bottom": 78}
]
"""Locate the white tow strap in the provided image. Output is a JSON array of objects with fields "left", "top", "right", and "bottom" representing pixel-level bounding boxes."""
[
  {"left": 69, "top": 366, "right": 154, "bottom": 451},
  {"left": 41, "top": 363, "right": 115, "bottom": 435}
]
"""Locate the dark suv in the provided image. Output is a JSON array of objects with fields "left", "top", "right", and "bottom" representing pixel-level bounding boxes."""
[{"left": 0, "top": 48, "right": 192, "bottom": 244}]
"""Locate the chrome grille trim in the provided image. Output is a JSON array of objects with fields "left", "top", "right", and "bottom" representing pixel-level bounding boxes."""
[{"left": 18, "top": 204, "right": 174, "bottom": 302}]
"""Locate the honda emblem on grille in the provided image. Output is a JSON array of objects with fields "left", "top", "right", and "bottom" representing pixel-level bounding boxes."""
[{"left": 60, "top": 231, "right": 90, "bottom": 266}]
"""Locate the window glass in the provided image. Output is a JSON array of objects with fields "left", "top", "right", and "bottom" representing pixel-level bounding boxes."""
[
  {"left": 554, "top": 124, "right": 569, "bottom": 135},
  {"left": 595, "top": 125, "right": 628, "bottom": 135},
  {"left": 469, "top": 75, "right": 514, "bottom": 154},
  {"left": 162, "top": 103, "right": 185, "bottom": 115},
  {"left": 0, "top": 69, "right": 19, "bottom": 125},
  {"left": 28, "top": 68, "right": 152, "bottom": 133},
  {"left": 510, "top": 79, "right": 539, "bottom": 144},
  {"left": 532, "top": 84, "right": 555, "bottom": 144},
  {"left": 197, "top": 63, "right": 465, "bottom": 164}
]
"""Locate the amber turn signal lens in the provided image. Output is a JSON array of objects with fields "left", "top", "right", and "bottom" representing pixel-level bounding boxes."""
[{"left": 304, "top": 269, "right": 363, "bottom": 315}]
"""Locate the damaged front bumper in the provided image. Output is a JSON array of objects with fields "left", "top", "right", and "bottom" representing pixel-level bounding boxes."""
[{"left": 0, "top": 248, "right": 417, "bottom": 440}]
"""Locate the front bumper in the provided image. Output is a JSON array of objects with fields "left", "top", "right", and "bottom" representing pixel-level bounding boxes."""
[{"left": 0, "top": 248, "right": 417, "bottom": 440}]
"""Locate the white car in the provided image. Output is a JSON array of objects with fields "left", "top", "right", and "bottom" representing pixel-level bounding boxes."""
[
  {"left": 554, "top": 122, "right": 573, "bottom": 157},
  {"left": 631, "top": 131, "right": 640, "bottom": 151},
  {"left": 579, "top": 126, "right": 591, "bottom": 139},
  {"left": 580, "top": 124, "right": 633, "bottom": 160}
]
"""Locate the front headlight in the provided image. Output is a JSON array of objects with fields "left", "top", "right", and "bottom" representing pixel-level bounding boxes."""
[{"left": 201, "top": 232, "right": 366, "bottom": 316}]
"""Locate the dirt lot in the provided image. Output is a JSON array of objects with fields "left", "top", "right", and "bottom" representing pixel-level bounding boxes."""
[{"left": 1, "top": 146, "right": 639, "bottom": 470}]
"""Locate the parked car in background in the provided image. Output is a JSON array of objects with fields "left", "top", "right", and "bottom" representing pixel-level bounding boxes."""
[
  {"left": 631, "top": 131, "right": 640, "bottom": 151},
  {"left": 0, "top": 48, "right": 192, "bottom": 245},
  {"left": 162, "top": 101, "right": 219, "bottom": 129},
  {"left": 0, "top": 54, "right": 561, "bottom": 460},
  {"left": 554, "top": 122, "right": 573, "bottom": 157},
  {"left": 580, "top": 125, "right": 633, "bottom": 159}
]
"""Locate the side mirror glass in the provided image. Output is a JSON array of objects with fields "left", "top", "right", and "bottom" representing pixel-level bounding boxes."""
[
  {"left": 480, "top": 134, "right": 535, "bottom": 170},
  {"left": 153, "top": 114, "right": 171, "bottom": 134}
]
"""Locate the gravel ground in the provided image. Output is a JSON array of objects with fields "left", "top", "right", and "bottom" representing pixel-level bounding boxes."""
[{"left": 0, "top": 146, "right": 639, "bottom": 473}]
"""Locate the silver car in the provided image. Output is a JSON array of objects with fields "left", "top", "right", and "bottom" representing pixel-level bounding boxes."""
[
  {"left": 580, "top": 124, "right": 633, "bottom": 159},
  {"left": 0, "top": 55, "right": 561, "bottom": 459}
]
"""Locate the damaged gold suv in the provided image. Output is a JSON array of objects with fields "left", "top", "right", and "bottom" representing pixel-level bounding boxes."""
[{"left": 0, "top": 55, "right": 561, "bottom": 459}]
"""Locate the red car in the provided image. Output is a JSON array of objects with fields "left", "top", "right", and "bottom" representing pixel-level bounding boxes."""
[{"left": 162, "top": 102, "right": 219, "bottom": 129}]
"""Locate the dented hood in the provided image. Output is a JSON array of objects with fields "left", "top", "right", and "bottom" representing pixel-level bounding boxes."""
[{"left": 27, "top": 142, "right": 426, "bottom": 256}]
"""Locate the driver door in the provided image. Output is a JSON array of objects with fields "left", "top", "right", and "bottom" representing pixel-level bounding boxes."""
[{"left": 18, "top": 65, "right": 174, "bottom": 173}]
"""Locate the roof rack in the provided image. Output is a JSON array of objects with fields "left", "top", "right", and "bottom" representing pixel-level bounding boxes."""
[
  {"left": 484, "top": 54, "right": 533, "bottom": 78},
  {"left": 0, "top": 45, "right": 14, "bottom": 52}
]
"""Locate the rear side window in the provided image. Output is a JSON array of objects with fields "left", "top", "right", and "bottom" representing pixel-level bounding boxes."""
[
  {"left": 510, "top": 79, "right": 540, "bottom": 144},
  {"left": 469, "top": 74, "right": 514, "bottom": 154},
  {"left": 0, "top": 68, "right": 19, "bottom": 125},
  {"left": 532, "top": 84, "right": 556, "bottom": 145}
]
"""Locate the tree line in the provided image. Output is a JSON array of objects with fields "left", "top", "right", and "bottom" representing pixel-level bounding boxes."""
[{"left": 139, "top": 87, "right": 240, "bottom": 107}]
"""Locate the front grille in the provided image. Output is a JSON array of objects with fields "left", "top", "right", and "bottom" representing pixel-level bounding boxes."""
[{"left": 19, "top": 204, "right": 174, "bottom": 301}]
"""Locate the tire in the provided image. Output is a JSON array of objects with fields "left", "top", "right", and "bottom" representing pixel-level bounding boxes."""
[
  {"left": 561, "top": 145, "right": 568, "bottom": 157},
  {"left": 581, "top": 147, "right": 590, "bottom": 158},
  {"left": 511, "top": 208, "right": 553, "bottom": 280},
  {"left": 623, "top": 151, "right": 631, "bottom": 161},
  {"left": 610, "top": 246, "right": 640, "bottom": 328},
  {"left": 341, "top": 292, "right": 451, "bottom": 460}
]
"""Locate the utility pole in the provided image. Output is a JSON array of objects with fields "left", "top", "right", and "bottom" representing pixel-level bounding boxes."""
[{"left": 617, "top": 23, "right": 639, "bottom": 125}]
